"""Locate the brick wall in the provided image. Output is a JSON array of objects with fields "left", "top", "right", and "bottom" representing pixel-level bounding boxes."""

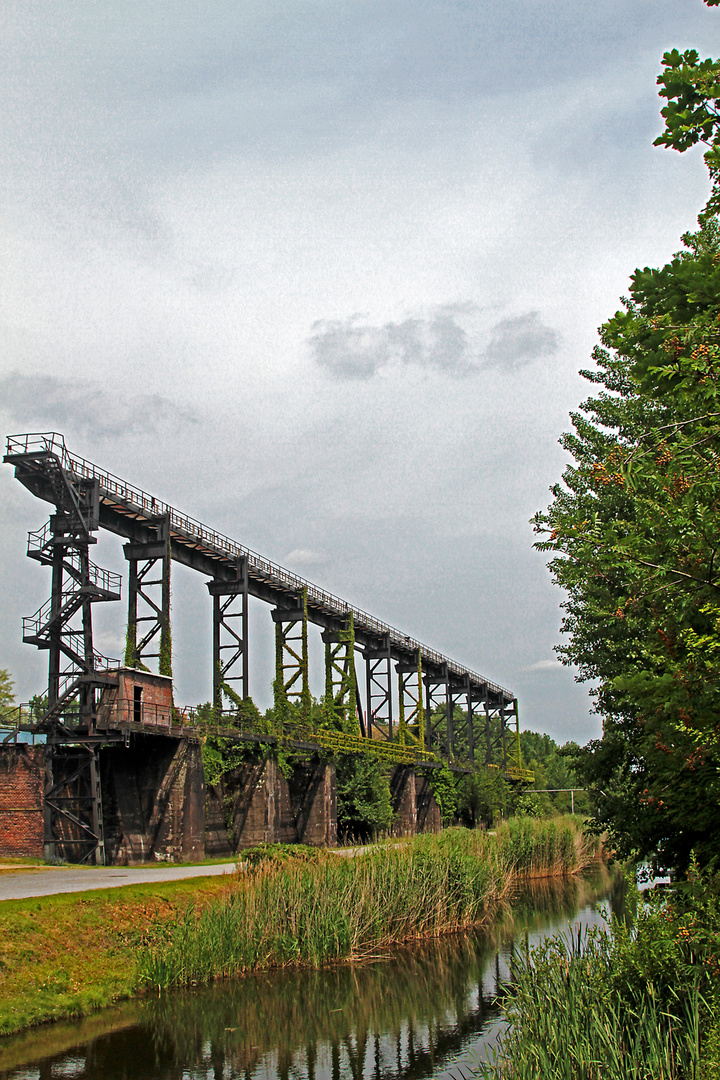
[
  {"left": 98, "top": 668, "right": 173, "bottom": 729},
  {"left": 0, "top": 745, "right": 45, "bottom": 858}
]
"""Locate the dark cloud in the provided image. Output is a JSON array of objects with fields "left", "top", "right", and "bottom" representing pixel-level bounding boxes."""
[
  {"left": 0, "top": 373, "right": 198, "bottom": 439},
  {"left": 310, "top": 307, "right": 558, "bottom": 379},
  {"left": 309, "top": 309, "right": 476, "bottom": 379},
  {"left": 484, "top": 312, "right": 559, "bottom": 370}
]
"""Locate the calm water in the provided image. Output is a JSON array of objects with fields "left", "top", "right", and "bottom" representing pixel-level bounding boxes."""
[{"left": 0, "top": 867, "right": 625, "bottom": 1080}]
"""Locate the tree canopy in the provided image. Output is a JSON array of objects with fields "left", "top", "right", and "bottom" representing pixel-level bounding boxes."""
[
  {"left": 534, "top": 6, "right": 720, "bottom": 873},
  {"left": 0, "top": 669, "right": 15, "bottom": 725}
]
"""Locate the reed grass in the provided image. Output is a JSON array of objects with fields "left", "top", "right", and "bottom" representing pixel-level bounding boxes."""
[
  {"left": 475, "top": 927, "right": 704, "bottom": 1080},
  {"left": 139, "top": 816, "right": 598, "bottom": 990}
]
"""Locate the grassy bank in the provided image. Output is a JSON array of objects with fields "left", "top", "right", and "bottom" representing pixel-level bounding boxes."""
[
  {"left": 139, "top": 817, "right": 598, "bottom": 990},
  {"left": 475, "top": 871, "right": 720, "bottom": 1080},
  {"left": 0, "top": 817, "right": 598, "bottom": 1037}
]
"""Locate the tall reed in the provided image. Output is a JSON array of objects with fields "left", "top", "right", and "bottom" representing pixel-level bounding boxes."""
[
  {"left": 475, "top": 927, "right": 704, "bottom": 1080},
  {"left": 139, "top": 817, "right": 598, "bottom": 990}
]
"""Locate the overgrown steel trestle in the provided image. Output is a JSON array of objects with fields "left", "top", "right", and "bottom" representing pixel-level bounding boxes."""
[{"left": 3, "top": 432, "right": 531, "bottom": 862}]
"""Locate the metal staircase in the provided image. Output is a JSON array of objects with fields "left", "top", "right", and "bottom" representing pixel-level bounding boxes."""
[{"left": 11, "top": 453, "right": 123, "bottom": 863}]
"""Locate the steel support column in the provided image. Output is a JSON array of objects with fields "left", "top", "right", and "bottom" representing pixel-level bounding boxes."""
[
  {"left": 446, "top": 676, "right": 472, "bottom": 762},
  {"left": 322, "top": 614, "right": 362, "bottom": 735},
  {"left": 483, "top": 695, "right": 510, "bottom": 768},
  {"left": 503, "top": 698, "right": 523, "bottom": 772},
  {"left": 425, "top": 667, "right": 449, "bottom": 754},
  {"left": 272, "top": 589, "right": 311, "bottom": 724},
  {"left": 208, "top": 557, "right": 249, "bottom": 710},
  {"left": 364, "top": 634, "right": 393, "bottom": 742},
  {"left": 396, "top": 650, "right": 425, "bottom": 749},
  {"left": 465, "top": 684, "right": 488, "bottom": 765},
  {"left": 123, "top": 514, "right": 171, "bottom": 675}
]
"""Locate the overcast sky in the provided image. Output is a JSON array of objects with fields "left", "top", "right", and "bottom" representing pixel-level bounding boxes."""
[{"left": 1, "top": 1, "right": 718, "bottom": 742}]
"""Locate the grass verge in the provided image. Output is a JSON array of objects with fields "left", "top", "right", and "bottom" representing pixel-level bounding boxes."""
[
  {"left": 474, "top": 870, "right": 720, "bottom": 1080},
  {"left": 0, "top": 817, "right": 599, "bottom": 1037}
]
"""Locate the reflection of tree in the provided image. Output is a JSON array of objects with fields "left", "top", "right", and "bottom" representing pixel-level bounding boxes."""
[{"left": 11, "top": 869, "right": 614, "bottom": 1080}]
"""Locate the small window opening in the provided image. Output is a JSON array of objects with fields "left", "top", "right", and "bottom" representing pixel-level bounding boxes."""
[{"left": 133, "top": 685, "right": 143, "bottom": 724}]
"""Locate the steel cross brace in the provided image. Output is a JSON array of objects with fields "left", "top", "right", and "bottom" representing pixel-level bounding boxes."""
[
  {"left": 322, "top": 616, "right": 363, "bottom": 736},
  {"left": 395, "top": 650, "right": 425, "bottom": 750},
  {"left": 208, "top": 557, "right": 249, "bottom": 710},
  {"left": 424, "top": 667, "right": 450, "bottom": 755},
  {"left": 44, "top": 742, "right": 105, "bottom": 864},
  {"left": 123, "top": 514, "right": 171, "bottom": 674},
  {"left": 364, "top": 634, "right": 393, "bottom": 742},
  {"left": 272, "top": 589, "right": 311, "bottom": 724}
]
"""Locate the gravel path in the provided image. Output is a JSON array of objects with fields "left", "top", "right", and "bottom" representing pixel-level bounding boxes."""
[{"left": 0, "top": 862, "right": 238, "bottom": 901}]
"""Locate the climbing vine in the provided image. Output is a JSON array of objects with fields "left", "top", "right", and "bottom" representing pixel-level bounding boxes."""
[
  {"left": 158, "top": 543, "right": 172, "bottom": 679},
  {"left": 322, "top": 612, "right": 360, "bottom": 734}
]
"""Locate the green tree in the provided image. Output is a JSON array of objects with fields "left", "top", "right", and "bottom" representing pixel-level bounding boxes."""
[
  {"left": 534, "top": 5, "right": 720, "bottom": 873},
  {"left": 0, "top": 669, "right": 15, "bottom": 724},
  {"left": 336, "top": 754, "right": 394, "bottom": 840},
  {"left": 456, "top": 767, "right": 509, "bottom": 827}
]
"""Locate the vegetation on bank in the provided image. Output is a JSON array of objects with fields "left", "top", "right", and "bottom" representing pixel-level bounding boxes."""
[
  {"left": 0, "top": 870, "right": 616, "bottom": 1077},
  {"left": 0, "top": 818, "right": 598, "bottom": 1036},
  {"left": 0, "top": 875, "right": 232, "bottom": 1037},
  {"left": 477, "top": 871, "right": 720, "bottom": 1080},
  {"left": 138, "top": 819, "right": 598, "bottom": 991},
  {"left": 480, "top": 8, "right": 720, "bottom": 1075}
]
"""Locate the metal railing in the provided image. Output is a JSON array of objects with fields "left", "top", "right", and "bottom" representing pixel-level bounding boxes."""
[
  {"left": 26, "top": 524, "right": 121, "bottom": 596},
  {"left": 99, "top": 699, "right": 174, "bottom": 728},
  {"left": 6, "top": 433, "right": 513, "bottom": 699}
]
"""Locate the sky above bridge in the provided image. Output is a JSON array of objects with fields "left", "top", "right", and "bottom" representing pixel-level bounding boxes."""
[{"left": 1, "top": 1, "right": 719, "bottom": 742}]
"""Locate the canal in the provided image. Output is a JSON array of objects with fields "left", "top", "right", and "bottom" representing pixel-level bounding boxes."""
[{"left": 0, "top": 865, "right": 623, "bottom": 1080}]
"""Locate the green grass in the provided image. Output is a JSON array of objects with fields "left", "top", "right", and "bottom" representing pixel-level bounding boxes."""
[
  {"left": 0, "top": 817, "right": 599, "bottom": 1036},
  {"left": 139, "top": 817, "right": 598, "bottom": 990},
  {"left": 0, "top": 875, "right": 234, "bottom": 1036}
]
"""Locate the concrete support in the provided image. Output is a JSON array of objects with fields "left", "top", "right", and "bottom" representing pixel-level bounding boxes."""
[
  {"left": 101, "top": 734, "right": 205, "bottom": 864},
  {"left": 390, "top": 766, "right": 417, "bottom": 834},
  {"left": 390, "top": 764, "right": 442, "bottom": 836},
  {"left": 205, "top": 755, "right": 337, "bottom": 853},
  {"left": 415, "top": 771, "right": 442, "bottom": 833}
]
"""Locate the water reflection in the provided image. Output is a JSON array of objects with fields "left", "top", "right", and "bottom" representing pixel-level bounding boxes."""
[{"left": 0, "top": 865, "right": 615, "bottom": 1080}]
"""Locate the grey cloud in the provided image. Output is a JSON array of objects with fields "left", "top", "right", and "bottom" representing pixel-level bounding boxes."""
[
  {"left": 484, "top": 312, "right": 559, "bottom": 370},
  {"left": 310, "top": 309, "right": 476, "bottom": 380},
  {"left": 310, "top": 308, "right": 558, "bottom": 379},
  {"left": 0, "top": 373, "right": 197, "bottom": 439}
]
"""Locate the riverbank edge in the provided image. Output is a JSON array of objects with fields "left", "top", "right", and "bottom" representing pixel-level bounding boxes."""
[
  {"left": 0, "top": 817, "right": 603, "bottom": 1040},
  {"left": 470, "top": 871, "right": 720, "bottom": 1079}
]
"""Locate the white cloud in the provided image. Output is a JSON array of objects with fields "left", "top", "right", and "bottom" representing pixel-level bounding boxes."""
[
  {"left": 527, "top": 659, "right": 565, "bottom": 672},
  {"left": 284, "top": 549, "right": 327, "bottom": 568}
]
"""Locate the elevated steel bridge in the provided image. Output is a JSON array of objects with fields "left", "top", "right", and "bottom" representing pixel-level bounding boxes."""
[{"left": 3, "top": 432, "right": 531, "bottom": 861}]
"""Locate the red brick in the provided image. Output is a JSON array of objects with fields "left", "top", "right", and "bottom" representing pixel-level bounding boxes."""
[{"left": 0, "top": 745, "right": 45, "bottom": 858}]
